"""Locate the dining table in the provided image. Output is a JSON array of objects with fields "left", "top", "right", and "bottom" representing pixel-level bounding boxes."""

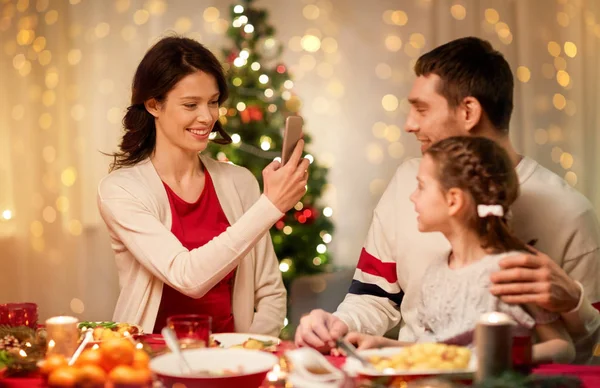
[{"left": 1, "top": 335, "right": 599, "bottom": 388}]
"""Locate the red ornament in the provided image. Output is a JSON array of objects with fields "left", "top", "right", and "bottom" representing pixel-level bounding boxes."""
[
  {"left": 295, "top": 205, "right": 317, "bottom": 225},
  {"left": 240, "top": 105, "right": 263, "bottom": 123},
  {"left": 275, "top": 215, "right": 286, "bottom": 230},
  {"left": 276, "top": 64, "right": 286, "bottom": 74},
  {"left": 226, "top": 51, "right": 238, "bottom": 64}
]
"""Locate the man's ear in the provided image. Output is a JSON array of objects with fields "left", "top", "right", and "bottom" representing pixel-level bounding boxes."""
[{"left": 461, "top": 96, "right": 482, "bottom": 133}]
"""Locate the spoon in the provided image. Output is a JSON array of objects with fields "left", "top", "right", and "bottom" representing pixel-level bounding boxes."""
[
  {"left": 335, "top": 338, "right": 372, "bottom": 370},
  {"left": 68, "top": 329, "right": 94, "bottom": 366},
  {"left": 161, "top": 327, "right": 193, "bottom": 375}
]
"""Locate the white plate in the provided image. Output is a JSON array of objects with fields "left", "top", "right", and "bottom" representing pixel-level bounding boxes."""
[
  {"left": 211, "top": 333, "right": 281, "bottom": 349},
  {"left": 343, "top": 346, "right": 476, "bottom": 379}
]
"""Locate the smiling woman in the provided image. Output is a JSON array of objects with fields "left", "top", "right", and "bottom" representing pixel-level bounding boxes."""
[
  {"left": 109, "top": 36, "right": 231, "bottom": 171},
  {"left": 96, "top": 36, "right": 311, "bottom": 336}
]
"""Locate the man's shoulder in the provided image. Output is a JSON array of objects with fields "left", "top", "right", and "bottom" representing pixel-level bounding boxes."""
[
  {"left": 521, "top": 158, "right": 594, "bottom": 215},
  {"left": 378, "top": 157, "right": 421, "bottom": 202},
  {"left": 393, "top": 157, "right": 421, "bottom": 177}
]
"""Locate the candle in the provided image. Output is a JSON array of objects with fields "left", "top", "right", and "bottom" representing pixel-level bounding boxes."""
[
  {"left": 0, "top": 303, "right": 38, "bottom": 328},
  {"left": 474, "top": 312, "right": 515, "bottom": 382},
  {"left": 45, "top": 316, "right": 79, "bottom": 358}
]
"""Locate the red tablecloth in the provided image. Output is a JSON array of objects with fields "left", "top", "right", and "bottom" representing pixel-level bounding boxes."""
[{"left": 2, "top": 336, "right": 599, "bottom": 388}]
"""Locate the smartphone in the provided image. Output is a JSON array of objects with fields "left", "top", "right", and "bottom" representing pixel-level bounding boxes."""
[{"left": 281, "top": 116, "right": 304, "bottom": 165}]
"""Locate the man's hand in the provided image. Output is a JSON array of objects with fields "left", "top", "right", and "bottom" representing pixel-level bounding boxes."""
[
  {"left": 489, "top": 248, "right": 581, "bottom": 313},
  {"left": 294, "top": 309, "right": 349, "bottom": 352}
]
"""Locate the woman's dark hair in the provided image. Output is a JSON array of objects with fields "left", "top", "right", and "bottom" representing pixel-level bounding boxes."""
[
  {"left": 110, "top": 36, "right": 231, "bottom": 171},
  {"left": 425, "top": 136, "right": 531, "bottom": 254}
]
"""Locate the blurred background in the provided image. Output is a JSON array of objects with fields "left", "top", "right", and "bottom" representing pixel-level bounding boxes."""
[{"left": 1, "top": 0, "right": 599, "bottom": 329}]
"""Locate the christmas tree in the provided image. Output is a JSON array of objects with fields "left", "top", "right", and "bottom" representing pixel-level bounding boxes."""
[{"left": 206, "top": 0, "right": 334, "bottom": 290}]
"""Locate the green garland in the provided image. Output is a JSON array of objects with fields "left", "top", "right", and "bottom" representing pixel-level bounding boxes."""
[
  {"left": 0, "top": 325, "right": 47, "bottom": 377},
  {"left": 474, "top": 371, "right": 582, "bottom": 388}
]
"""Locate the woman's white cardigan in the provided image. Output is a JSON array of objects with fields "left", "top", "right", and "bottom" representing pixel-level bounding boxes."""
[{"left": 97, "top": 155, "right": 286, "bottom": 336}]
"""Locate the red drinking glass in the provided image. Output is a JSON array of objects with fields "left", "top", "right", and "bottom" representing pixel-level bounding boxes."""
[
  {"left": 512, "top": 326, "right": 533, "bottom": 374},
  {"left": 166, "top": 314, "right": 212, "bottom": 349}
]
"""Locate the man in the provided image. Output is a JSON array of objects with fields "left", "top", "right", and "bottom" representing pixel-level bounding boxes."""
[{"left": 295, "top": 37, "right": 600, "bottom": 364}]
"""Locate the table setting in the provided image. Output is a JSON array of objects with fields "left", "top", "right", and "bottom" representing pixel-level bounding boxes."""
[{"left": 1, "top": 303, "right": 599, "bottom": 388}]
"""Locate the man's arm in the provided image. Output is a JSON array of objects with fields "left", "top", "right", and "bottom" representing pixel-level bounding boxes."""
[
  {"left": 333, "top": 247, "right": 403, "bottom": 335},
  {"left": 332, "top": 162, "right": 412, "bottom": 335},
  {"left": 295, "top": 160, "right": 419, "bottom": 349}
]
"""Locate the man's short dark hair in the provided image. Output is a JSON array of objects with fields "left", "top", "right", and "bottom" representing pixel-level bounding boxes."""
[{"left": 415, "top": 37, "right": 514, "bottom": 132}]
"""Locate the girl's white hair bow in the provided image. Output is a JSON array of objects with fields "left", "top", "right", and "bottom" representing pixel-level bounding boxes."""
[{"left": 477, "top": 204, "right": 504, "bottom": 218}]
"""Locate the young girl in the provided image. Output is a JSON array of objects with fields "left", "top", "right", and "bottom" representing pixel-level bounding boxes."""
[
  {"left": 347, "top": 136, "right": 574, "bottom": 363},
  {"left": 97, "top": 36, "right": 309, "bottom": 336}
]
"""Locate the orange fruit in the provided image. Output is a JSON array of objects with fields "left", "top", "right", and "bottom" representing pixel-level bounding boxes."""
[
  {"left": 47, "top": 366, "right": 78, "bottom": 387},
  {"left": 40, "top": 354, "right": 68, "bottom": 377},
  {"left": 109, "top": 365, "right": 151, "bottom": 385},
  {"left": 75, "top": 349, "right": 103, "bottom": 367},
  {"left": 75, "top": 364, "right": 107, "bottom": 387},
  {"left": 132, "top": 349, "right": 150, "bottom": 369},
  {"left": 99, "top": 338, "right": 135, "bottom": 371}
]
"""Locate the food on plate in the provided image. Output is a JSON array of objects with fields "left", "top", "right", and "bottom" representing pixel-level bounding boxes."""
[
  {"left": 100, "top": 338, "right": 136, "bottom": 372},
  {"left": 78, "top": 321, "right": 141, "bottom": 342},
  {"left": 41, "top": 338, "right": 152, "bottom": 387},
  {"left": 39, "top": 354, "right": 69, "bottom": 376},
  {"left": 109, "top": 364, "right": 152, "bottom": 385},
  {"left": 47, "top": 365, "right": 78, "bottom": 387},
  {"left": 188, "top": 366, "right": 244, "bottom": 377},
  {"left": 75, "top": 364, "right": 107, "bottom": 386},
  {"left": 74, "top": 349, "right": 103, "bottom": 368},
  {"left": 367, "top": 343, "right": 471, "bottom": 372},
  {"left": 210, "top": 337, "right": 278, "bottom": 352}
]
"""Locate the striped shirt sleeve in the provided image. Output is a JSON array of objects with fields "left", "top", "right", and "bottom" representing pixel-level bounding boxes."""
[{"left": 348, "top": 248, "right": 404, "bottom": 306}]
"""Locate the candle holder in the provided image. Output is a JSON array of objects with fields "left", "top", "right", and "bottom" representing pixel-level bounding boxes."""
[
  {"left": 45, "top": 316, "right": 79, "bottom": 358},
  {"left": 0, "top": 302, "right": 38, "bottom": 328}
]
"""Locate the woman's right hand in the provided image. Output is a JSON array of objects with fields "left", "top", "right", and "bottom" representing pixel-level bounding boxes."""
[{"left": 262, "top": 139, "right": 310, "bottom": 213}]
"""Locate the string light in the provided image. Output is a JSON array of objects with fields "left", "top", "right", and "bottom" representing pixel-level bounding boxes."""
[{"left": 233, "top": 57, "right": 246, "bottom": 67}]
